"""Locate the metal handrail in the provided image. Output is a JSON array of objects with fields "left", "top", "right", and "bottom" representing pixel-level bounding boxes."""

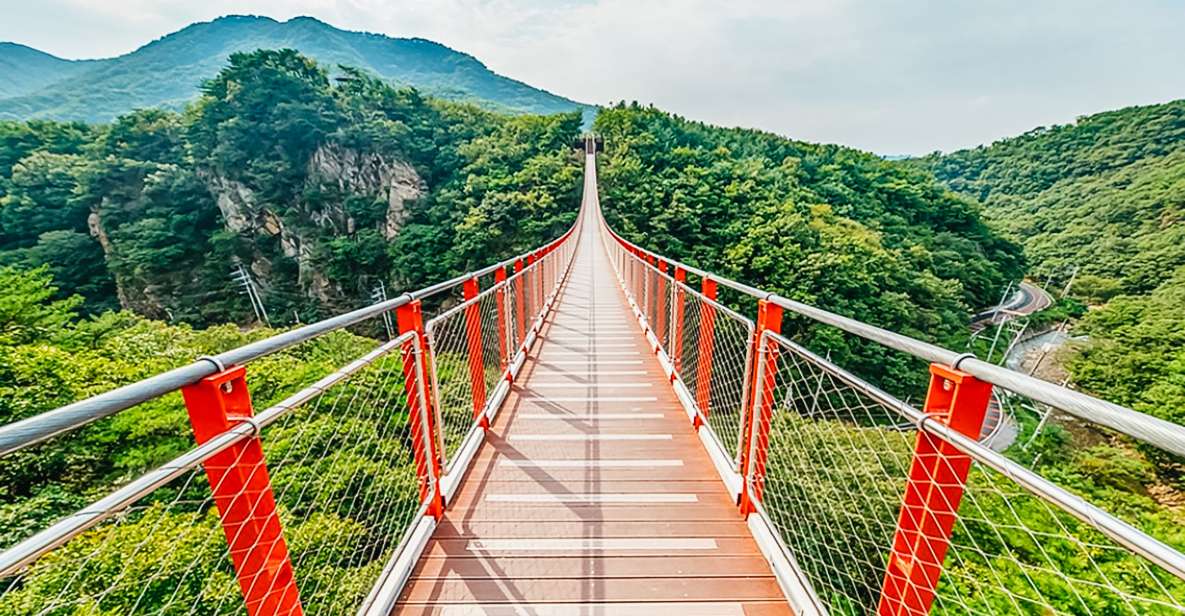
[
  {"left": 0, "top": 224, "right": 578, "bottom": 458},
  {"left": 0, "top": 332, "right": 418, "bottom": 577},
  {"left": 759, "top": 329, "right": 1185, "bottom": 583},
  {"left": 597, "top": 206, "right": 1185, "bottom": 459}
]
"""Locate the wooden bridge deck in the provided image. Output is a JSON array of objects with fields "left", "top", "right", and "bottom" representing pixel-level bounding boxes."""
[{"left": 394, "top": 168, "right": 790, "bottom": 614}]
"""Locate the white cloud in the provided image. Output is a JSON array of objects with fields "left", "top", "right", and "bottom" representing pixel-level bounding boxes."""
[{"left": 1, "top": 0, "right": 1182, "bottom": 153}]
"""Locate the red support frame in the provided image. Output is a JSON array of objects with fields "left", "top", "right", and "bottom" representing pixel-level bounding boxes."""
[
  {"left": 536, "top": 250, "right": 546, "bottom": 315},
  {"left": 397, "top": 300, "right": 445, "bottom": 519},
  {"left": 462, "top": 277, "right": 489, "bottom": 429},
  {"left": 693, "top": 278, "right": 718, "bottom": 429},
  {"left": 513, "top": 259, "right": 526, "bottom": 347},
  {"left": 877, "top": 364, "right": 993, "bottom": 616},
  {"left": 655, "top": 261, "right": 668, "bottom": 347},
  {"left": 181, "top": 367, "right": 303, "bottom": 616},
  {"left": 670, "top": 267, "right": 687, "bottom": 377},
  {"left": 494, "top": 267, "right": 509, "bottom": 370},
  {"left": 526, "top": 254, "right": 537, "bottom": 325},
  {"left": 739, "top": 299, "right": 783, "bottom": 515}
]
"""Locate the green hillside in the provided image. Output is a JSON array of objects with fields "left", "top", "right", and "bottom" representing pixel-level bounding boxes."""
[
  {"left": 594, "top": 103, "right": 1025, "bottom": 393},
  {"left": 0, "top": 15, "right": 593, "bottom": 123},
  {"left": 923, "top": 99, "right": 1185, "bottom": 296},
  {"left": 925, "top": 99, "right": 1185, "bottom": 490},
  {"left": 0, "top": 43, "right": 102, "bottom": 99}
]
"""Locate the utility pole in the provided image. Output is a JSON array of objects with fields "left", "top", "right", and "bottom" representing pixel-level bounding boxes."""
[
  {"left": 1060, "top": 265, "right": 1079, "bottom": 299},
  {"left": 232, "top": 262, "right": 271, "bottom": 328},
  {"left": 371, "top": 281, "right": 394, "bottom": 340}
]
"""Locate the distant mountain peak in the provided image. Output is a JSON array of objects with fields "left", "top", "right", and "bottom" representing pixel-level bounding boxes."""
[{"left": 0, "top": 14, "right": 592, "bottom": 123}]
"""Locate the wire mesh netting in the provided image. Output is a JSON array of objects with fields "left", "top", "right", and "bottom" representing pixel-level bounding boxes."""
[
  {"left": 423, "top": 251, "right": 567, "bottom": 470},
  {"left": 750, "top": 332, "right": 1185, "bottom": 615},
  {"left": 0, "top": 334, "right": 432, "bottom": 616},
  {"left": 668, "top": 282, "right": 754, "bottom": 466}
]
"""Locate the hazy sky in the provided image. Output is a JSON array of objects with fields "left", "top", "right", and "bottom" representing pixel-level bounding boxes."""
[{"left": 2, "top": 0, "right": 1183, "bottom": 154}]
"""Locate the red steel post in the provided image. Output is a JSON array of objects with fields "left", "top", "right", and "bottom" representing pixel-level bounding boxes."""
[
  {"left": 526, "top": 253, "right": 537, "bottom": 322},
  {"left": 655, "top": 261, "right": 668, "bottom": 346},
  {"left": 494, "top": 267, "right": 509, "bottom": 369},
  {"left": 514, "top": 259, "right": 526, "bottom": 346},
  {"left": 181, "top": 367, "right": 303, "bottom": 616},
  {"left": 536, "top": 250, "right": 546, "bottom": 314},
  {"left": 877, "top": 364, "right": 993, "bottom": 616},
  {"left": 739, "top": 299, "right": 783, "bottom": 515},
  {"left": 693, "top": 277, "right": 719, "bottom": 429},
  {"left": 671, "top": 267, "right": 687, "bottom": 376},
  {"left": 396, "top": 300, "right": 445, "bottom": 519},
  {"left": 462, "top": 277, "right": 489, "bottom": 429}
]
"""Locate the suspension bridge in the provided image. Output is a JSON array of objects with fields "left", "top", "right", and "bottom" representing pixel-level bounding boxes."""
[{"left": 1, "top": 138, "right": 1184, "bottom": 614}]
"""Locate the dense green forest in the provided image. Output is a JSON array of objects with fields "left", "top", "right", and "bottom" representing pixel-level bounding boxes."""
[
  {"left": 597, "top": 102, "right": 1185, "bottom": 612},
  {"left": 925, "top": 99, "right": 1185, "bottom": 463},
  {"left": 904, "top": 101, "right": 1185, "bottom": 612},
  {"left": 0, "top": 49, "right": 583, "bottom": 613},
  {"left": 0, "top": 15, "right": 593, "bottom": 123},
  {"left": 924, "top": 99, "right": 1185, "bottom": 298},
  {"left": 594, "top": 103, "right": 1024, "bottom": 390},
  {"left": 0, "top": 49, "right": 582, "bottom": 327}
]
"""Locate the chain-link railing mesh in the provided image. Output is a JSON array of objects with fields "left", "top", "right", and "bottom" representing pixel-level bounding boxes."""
[
  {"left": 750, "top": 332, "right": 1185, "bottom": 615},
  {"left": 425, "top": 250, "right": 569, "bottom": 470},
  {"left": 668, "top": 282, "right": 754, "bottom": 466},
  {"left": 0, "top": 334, "right": 431, "bottom": 616}
]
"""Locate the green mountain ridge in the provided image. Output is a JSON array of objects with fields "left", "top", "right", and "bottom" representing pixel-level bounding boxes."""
[
  {"left": 0, "top": 15, "right": 593, "bottom": 123},
  {"left": 922, "top": 99, "right": 1185, "bottom": 296}
]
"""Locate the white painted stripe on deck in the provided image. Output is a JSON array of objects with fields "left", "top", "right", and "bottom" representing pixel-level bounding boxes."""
[
  {"left": 546, "top": 336, "right": 637, "bottom": 341},
  {"left": 530, "top": 371, "right": 646, "bottom": 376},
  {"left": 438, "top": 602, "right": 745, "bottom": 616},
  {"left": 510, "top": 434, "right": 672, "bottom": 441},
  {"left": 465, "top": 538, "right": 717, "bottom": 551},
  {"left": 540, "top": 351, "right": 641, "bottom": 356},
  {"left": 540, "top": 357, "right": 644, "bottom": 362},
  {"left": 521, "top": 396, "right": 658, "bottom": 402},
  {"left": 528, "top": 382, "right": 652, "bottom": 388},
  {"left": 515, "top": 413, "right": 664, "bottom": 419},
  {"left": 545, "top": 341, "right": 639, "bottom": 345},
  {"left": 497, "top": 459, "right": 684, "bottom": 468},
  {"left": 485, "top": 493, "right": 698, "bottom": 503}
]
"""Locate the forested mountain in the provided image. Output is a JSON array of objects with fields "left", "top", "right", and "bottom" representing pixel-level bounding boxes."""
[
  {"left": 923, "top": 100, "right": 1185, "bottom": 451},
  {"left": 0, "top": 44, "right": 100, "bottom": 99},
  {"left": 0, "top": 15, "right": 593, "bottom": 123},
  {"left": 0, "top": 50, "right": 582, "bottom": 606},
  {"left": 924, "top": 99, "right": 1185, "bottom": 298},
  {"left": 595, "top": 103, "right": 1025, "bottom": 389},
  {"left": 0, "top": 49, "right": 583, "bottom": 327}
]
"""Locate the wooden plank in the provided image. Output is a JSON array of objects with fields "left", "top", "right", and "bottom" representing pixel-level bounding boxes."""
[
  {"left": 409, "top": 555, "right": 777, "bottom": 579},
  {"left": 398, "top": 577, "right": 787, "bottom": 603},
  {"left": 393, "top": 212, "right": 791, "bottom": 614},
  {"left": 396, "top": 602, "right": 791, "bottom": 616}
]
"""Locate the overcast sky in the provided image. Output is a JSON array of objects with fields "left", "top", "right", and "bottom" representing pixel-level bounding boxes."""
[{"left": 2, "top": 0, "right": 1183, "bottom": 154}]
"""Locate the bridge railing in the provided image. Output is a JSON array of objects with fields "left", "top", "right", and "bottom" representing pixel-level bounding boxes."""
[
  {"left": 0, "top": 213, "right": 581, "bottom": 615},
  {"left": 596, "top": 198, "right": 1185, "bottom": 614}
]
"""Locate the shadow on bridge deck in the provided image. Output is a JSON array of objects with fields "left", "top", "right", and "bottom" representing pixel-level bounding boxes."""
[{"left": 393, "top": 193, "right": 790, "bottom": 615}]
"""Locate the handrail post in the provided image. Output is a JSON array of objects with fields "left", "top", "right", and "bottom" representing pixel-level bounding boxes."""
[
  {"left": 693, "top": 277, "right": 718, "bottom": 429},
  {"left": 495, "top": 267, "right": 510, "bottom": 370},
  {"left": 180, "top": 367, "right": 303, "bottom": 616},
  {"left": 514, "top": 259, "right": 526, "bottom": 347},
  {"left": 397, "top": 300, "right": 445, "bottom": 519},
  {"left": 877, "top": 364, "right": 993, "bottom": 616},
  {"left": 526, "top": 253, "right": 538, "bottom": 325},
  {"left": 540, "top": 249, "right": 547, "bottom": 317},
  {"left": 656, "top": 261, "right": 669, "bottom": 348},
  {"left": 739, "top": 299, "right": 782, "bottom": 515},
  {"left": 462, "top": 277, "right": 488, "bottom": 429},
  {"left": 670, "top": 267, "right": 687, "bottom": 377}
]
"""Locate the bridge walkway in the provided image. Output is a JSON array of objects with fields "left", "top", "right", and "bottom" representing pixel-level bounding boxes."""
[{"left": 394, "top": 172, "right": 791, "bottom": 614}]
